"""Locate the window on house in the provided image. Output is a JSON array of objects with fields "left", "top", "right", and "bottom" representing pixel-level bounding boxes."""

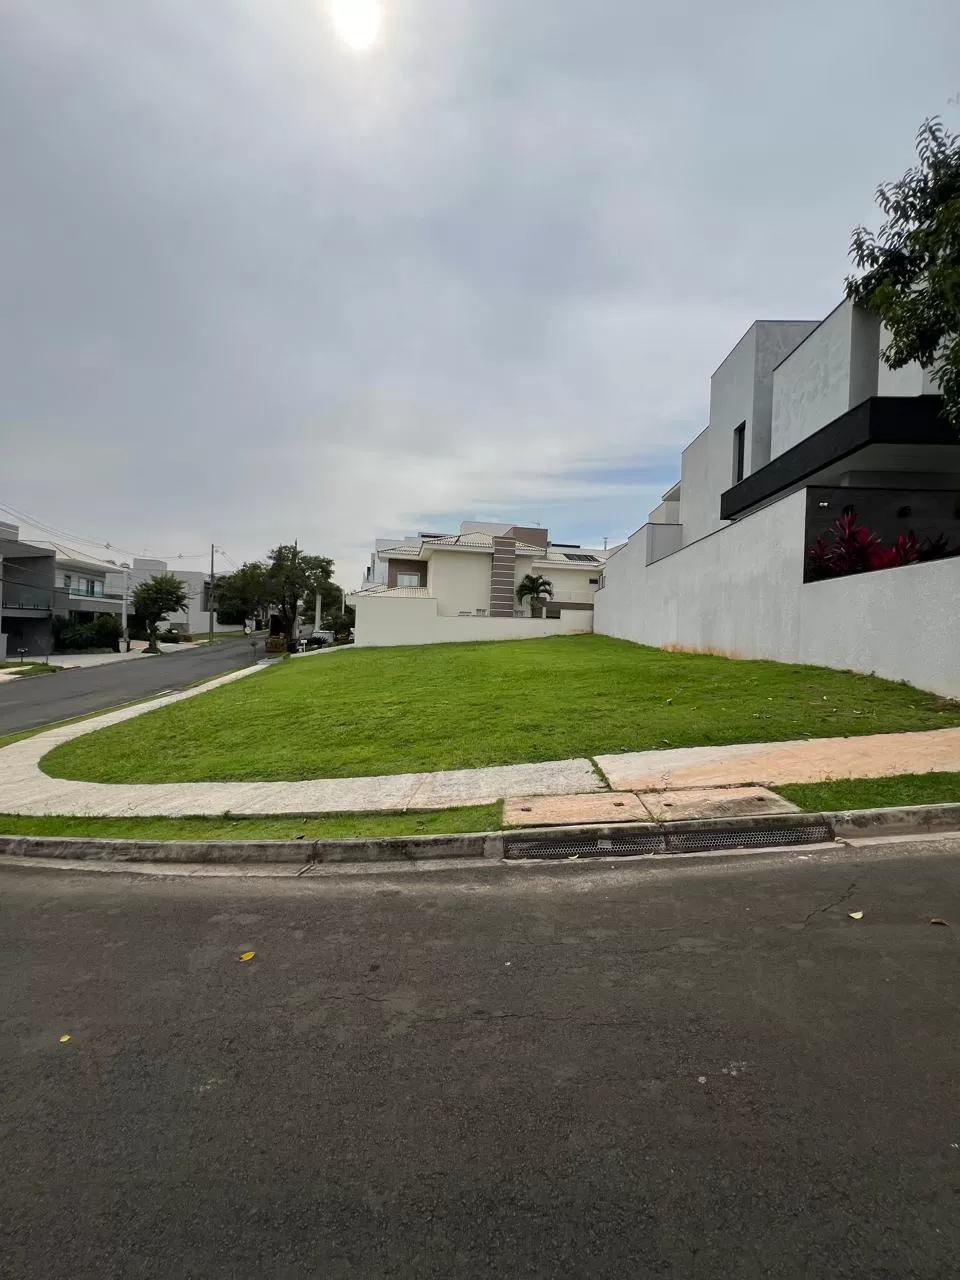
[
  {"left": 63, "top": 574, "right": 72, "bottom": 591},
  {"left": 589, "top": 578, "right": 599, "bottom": 585},
  {"left": 733, "top": 422, "right": 746, "bottom": 483},
  {"left": 396, "top": 572, "right": 420, "bottom": 588}
]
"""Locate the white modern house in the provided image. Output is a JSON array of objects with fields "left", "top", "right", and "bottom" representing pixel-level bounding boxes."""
[
  {"left": 595, "top": 300, "right": 960, "bottom": 698},
  {"left": 104, "top": 557, "right": 235, "bottom": 638},
  {"left": 352, "top": 522, "right": 610, "bottom": 647}
]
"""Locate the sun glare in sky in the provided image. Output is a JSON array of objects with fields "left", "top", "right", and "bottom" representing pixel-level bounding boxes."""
[{"left": 329, "top": 0, "right": 383, "bottom": 51}]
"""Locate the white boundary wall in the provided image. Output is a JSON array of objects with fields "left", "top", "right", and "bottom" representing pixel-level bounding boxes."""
[
  {"left": 595, "top": 489, "right": 960, "bottom": 699},
  {"left": 353, "top": 595, "right": 594, "bottom": 648}
]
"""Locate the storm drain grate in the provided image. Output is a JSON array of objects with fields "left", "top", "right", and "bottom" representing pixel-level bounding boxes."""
[
  {"left": 505, "top": 832, "right": 666, "bottom": 861},
  {"left": 666, "top": 824, "right": 832, "bottom": 853},
  {"left": 504, "top": 823, "right": 833, "bottom": 861}
]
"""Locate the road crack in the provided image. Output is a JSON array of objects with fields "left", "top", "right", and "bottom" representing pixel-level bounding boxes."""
[{"left": 802, "top": 879, "right": 858, "bottom": 926}]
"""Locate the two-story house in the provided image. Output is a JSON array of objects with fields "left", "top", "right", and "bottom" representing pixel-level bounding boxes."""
[
  {"left": 352, "top": 522, "right": 611, "bottom": 647},
  {"left": 0, "top": 525, "right": 126, "bottom": 658},
  {"left": 596, "top": 300, "right": 960, "bottom": 698}
]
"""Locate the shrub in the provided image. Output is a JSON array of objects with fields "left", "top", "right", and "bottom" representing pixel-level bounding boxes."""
[
  {"left": 91, "top": 614, "right": 122, "bottom": 651},
  {"left": 53, "top": 615, "right": 122, "bottom": 652},
  {"left": 807, "top": 506, "right": 958, "bottom": 580}
]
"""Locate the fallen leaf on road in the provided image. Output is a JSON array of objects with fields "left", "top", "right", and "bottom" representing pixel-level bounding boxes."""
[
  {"left": 59, "top": 1034, "right": 71, "bottom": 1043},
  {"left": 848, "top": 911, "right": 864, "bottom": 921},
  {"left": 930, "top": 918, "right": 950, "bottom": 927},
  {"left": 238, "top": 951, "right": 256, "bottom": 962}
]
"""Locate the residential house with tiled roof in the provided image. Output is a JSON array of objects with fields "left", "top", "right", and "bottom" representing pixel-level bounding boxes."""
[{"left": 351, "top": 522, "right": 615, "bottom": 647}]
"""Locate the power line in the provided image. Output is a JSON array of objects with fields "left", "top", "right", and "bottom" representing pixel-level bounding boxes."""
[{"left": 0, "top": 499, "right": 222, "bottom": 564}]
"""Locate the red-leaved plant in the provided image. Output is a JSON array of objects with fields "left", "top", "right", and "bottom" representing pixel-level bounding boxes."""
[{"left": 807, "top": 507, "right": 953, "bottom": 580}]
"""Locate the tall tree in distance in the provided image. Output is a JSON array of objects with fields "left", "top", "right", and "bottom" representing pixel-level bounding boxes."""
[
  {"left": 131, "top": 573, "right": 189, "bottom": 654},
  {"left": 213, "top": 562, "right": 269, "bottom": 628},
  {"left": 845, "top": 117, "right": 960, "bottom": 427},
  {"left": 264, "top": 544, "right": 334, "bottom": 645}
]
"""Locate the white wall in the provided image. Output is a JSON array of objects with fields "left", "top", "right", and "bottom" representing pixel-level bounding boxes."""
[
  {"left": 771, "top": 301, "right": 880, "bottom": 458},
  {"left": 532, "top": 564, "right": 598, "bottom": 601},
  {"left": 876, "top": 325, "right": 941, "bottom": 397},
  {"left": 678, "top": 427, "right": 723, "bottom": 545},
  {"left": 677, "top": 320, "right": 817, "bottom": 547},
  {"left": 595, "top": 488, "right": 960, "bottom": 699},
  {"left": 353, "top": 595, "right": 594, "bottom": 647},
  {"left": 427, "top": 549, "right": 492, "bottom": 615},
  {"left": 105, "top": 563, "right": 235, "bottom": 635},
  {"left": 648, "top": 500, "right": 681, "bottom": 525},
  {"left": 749, "top": 321, "right": 821, "bottom": 471}
]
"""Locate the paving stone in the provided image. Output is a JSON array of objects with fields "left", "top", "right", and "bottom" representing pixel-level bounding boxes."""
[
  {"left": 637, "top": 786, "right": 801, "bottom": 822},
  {"left": 596, "top": 727, "right": 960, "bottom": 791},
  {"left": 503, "top": 792, "right": 652, "bottom": 827}
]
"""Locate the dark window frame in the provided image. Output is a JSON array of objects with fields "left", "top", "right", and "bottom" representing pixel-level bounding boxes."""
[{"left": 733, "top": 422, "right": 746, "bottom": 484}]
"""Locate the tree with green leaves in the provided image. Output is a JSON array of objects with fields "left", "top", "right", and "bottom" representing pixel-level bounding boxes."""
[
  {"left": 845, "top": 117, "right": 960, "bottom": 427},
  {"left": 213, "top": 561, "right": 269, "bottom": 628},
  {"left": 131, "top": 573, "right": 189, "bottom": 654},
  {"left": 264, "top": 544, "right": 334, "bottom": 645},
  {"left": 516, "top": 573, "right": 554, "bottom": 616}
]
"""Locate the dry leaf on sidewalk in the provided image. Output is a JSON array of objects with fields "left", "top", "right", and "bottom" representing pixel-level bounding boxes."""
[
  {"left": 238, "top": 951, "right": 256, "bottom": 962},
  {"left": 848, "top": 911, "right": 864, "bottom": 921},
  {"left": 929, "top": 918, "right": 950, "bottom": 927},
  {"left": 58, "top": 1034, "right": 71, "bottom": 1043}
]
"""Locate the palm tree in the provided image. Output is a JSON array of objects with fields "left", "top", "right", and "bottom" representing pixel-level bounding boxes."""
[{"left": 516, "top": 573, "right": 554, "bottom": 617}]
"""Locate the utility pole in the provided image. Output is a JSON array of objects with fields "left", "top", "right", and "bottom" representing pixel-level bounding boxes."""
[
  {"left": 121, "top": 565, "right": 130, "bottom": 652},
  {"left": 208, "top": 543, "right": 215, "bottom": 645}
]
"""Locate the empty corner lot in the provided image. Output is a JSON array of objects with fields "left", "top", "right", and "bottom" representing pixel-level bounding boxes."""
[{"left": 35, "top": 635, "right": 960, "bottom": 784}]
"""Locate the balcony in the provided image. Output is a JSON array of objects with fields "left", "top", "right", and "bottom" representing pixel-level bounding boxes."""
[
  {"left": 54, "top": 588, "right": 123, "bottom": 615},
  {"left": 549, "top": 591, "right": 596, "bottom": 605}
]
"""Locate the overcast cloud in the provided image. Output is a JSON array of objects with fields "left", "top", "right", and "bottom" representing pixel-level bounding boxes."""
[{"left": 1, "top": 0, "right": 957, "bottom": 581}]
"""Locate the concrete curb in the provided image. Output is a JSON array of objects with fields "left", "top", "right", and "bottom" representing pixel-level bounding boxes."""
[
  {"left": 828, "top": 802, "right": 960, "bottom": 838},
  {"left": 2, "top": 802, "right": 960, "bottom": 867}
]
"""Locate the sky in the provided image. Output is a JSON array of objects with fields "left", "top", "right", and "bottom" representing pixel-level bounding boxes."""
[{"left": 1, "top": 0, "right": 958, "bottom": 585}]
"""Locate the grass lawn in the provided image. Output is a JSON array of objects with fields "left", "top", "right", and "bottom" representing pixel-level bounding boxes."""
[
  {"left": 0, "top": 805, "right": 501, "bottom": 842},
  {"left": 0, "top": 662, "right": 56, "bottom": 678},
  {"left": 776, "top": 772, "right": 960, "bottom": 812},
  {"left": 37, "top": 635, "right": 960, "bottom": 784}
]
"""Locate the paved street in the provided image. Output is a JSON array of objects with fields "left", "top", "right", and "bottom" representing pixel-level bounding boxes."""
[
  {"left": 3, "top": 839, "right": 960, "bottom": 1278},
  {"left": 0, "top": 640, "right": 258, "bottom": 735}
]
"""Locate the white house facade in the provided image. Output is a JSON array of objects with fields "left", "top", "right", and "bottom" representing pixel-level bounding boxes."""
[
  {"left": 595, "top": 301, "right": 960, "bottom": 699},
  {"left": 352, "top": 523, "right": 609, "bottom": 647},
  {"left": 104, "top": 558, "right": 235, "bottom": 638}
]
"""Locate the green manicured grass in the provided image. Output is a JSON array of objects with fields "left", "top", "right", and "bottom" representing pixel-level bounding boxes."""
[
  {"left": 777, "top": 773, "right": 960, "bottom": 813},
  {"left": 0, "top": 805, "right": 501, "bottom": 842},
  {"left": 0, "top": 661, "right": 256, "bottom": 753},
  {"left": 0, "top": 662, "right": 56, "bottom": 677},
  {"left": 39, "top": 635, "right": 960, "bottom": 784}
]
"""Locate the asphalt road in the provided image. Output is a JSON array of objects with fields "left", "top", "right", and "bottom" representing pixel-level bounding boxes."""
[
  {"left": 0, "top": 640, "right": 259, "bottom": 735},
  {"left": 3, "top": 839, "right": 960, "bottom": 1278}
]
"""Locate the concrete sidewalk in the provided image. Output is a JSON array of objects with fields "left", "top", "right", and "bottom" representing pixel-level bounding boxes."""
[
  {"left": 0, "top": 663, "right": 958, "bottom": 818},
  {"left": 45, "top": 642, "right": 204, "bottom": 669}
]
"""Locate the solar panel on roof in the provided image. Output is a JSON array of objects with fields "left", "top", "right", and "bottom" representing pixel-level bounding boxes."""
[{"left": 563, "top": 553, "right": 597, "bottom": 562}]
